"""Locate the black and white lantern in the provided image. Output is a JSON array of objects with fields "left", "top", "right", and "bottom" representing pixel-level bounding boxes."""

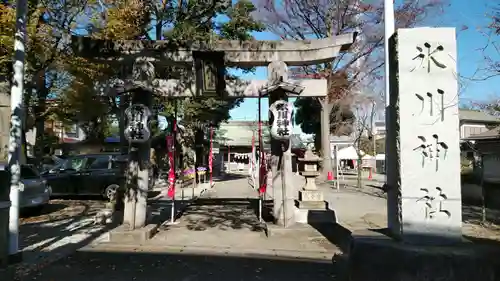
[
  {"left": 269, "top": 100, "right": 293, "bottom": 141},
  {"left": 124, "top": 103, "right": 152, "bottom": 143}
]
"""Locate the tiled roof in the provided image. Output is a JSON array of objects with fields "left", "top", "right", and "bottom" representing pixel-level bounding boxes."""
[
  {"left": 329, "top": 135, "right": 355, "bottom": 143},
  {"left": 218, "top": 121, "right": 265, "bottom": 147},
  {"left": 218, "top": 120, "right": 304, "bottom": 148},
  {"left": 459, "top": 109, "right": 500, "bottom": 123}
]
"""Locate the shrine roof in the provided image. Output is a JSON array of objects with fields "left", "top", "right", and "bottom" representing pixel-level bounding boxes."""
[{"left": 217, "top": 121, "right": 304, "bottom": 148}]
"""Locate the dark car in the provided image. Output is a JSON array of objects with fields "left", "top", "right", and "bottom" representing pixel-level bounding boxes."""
[
  {"left": 40, "top": 153, "right": 128, "bottom": 200},
  {"left": 0, "top": 163, "right": 51, "bottom": 211}
]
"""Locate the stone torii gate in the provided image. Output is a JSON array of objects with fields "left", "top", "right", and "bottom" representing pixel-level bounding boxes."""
[{"left": 71, "top": 33, "right": 356, "bottom": 234}]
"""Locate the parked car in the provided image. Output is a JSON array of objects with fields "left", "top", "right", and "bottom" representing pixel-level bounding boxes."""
[
  {"left": 40, "top": 153, "right": 124, "bottom": 200},
  {"left": 40, "top": 153, "right": 155, "bottom": 200},
  {"left": 0, "top": 163, "right": 51, "bottom": 211}
]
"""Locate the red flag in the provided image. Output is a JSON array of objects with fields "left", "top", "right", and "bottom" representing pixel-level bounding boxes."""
[
  {"left": 258, "top": 120, "right": 267, "bottom": 195},
  {"left": 258, "top": 150, "right": 267, "bottom": 194},
  {"left": 209, "top": 126, "right": 213, "bottom": 186},
  {"left": 251, "top": 134, "right": 255, "bottom": 172},
  {"left": 166, "top": 135, "right": 175, "bottom": 198}
]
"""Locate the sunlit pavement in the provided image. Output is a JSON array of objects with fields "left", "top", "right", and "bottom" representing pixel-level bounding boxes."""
[
  {"left": 14, "top": 176, "right": 345, "bottom": 281},
  {"left": 0, "top": 200, "right": 113, "bottom": 280}
]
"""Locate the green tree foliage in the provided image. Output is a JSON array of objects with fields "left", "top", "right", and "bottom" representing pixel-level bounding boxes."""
[
  {"left": 156, "top": 0, "right": 265, "bottom": 131},
  {"left": 294, "top": 97, "right": 355, "bottom": 149},
  {"left": 2, "top": 0, "right": 265, "bottom": 163},
  {"left": 1, "top": 0, "right": 101, "bottom": 160},
  {"left": 55, "top": 0, "right": 151, "bottom": 142},
  {"left": 151, "top": 0, "right": 264, "bottom": 165},
  {"left": 294, "top": 71, "right": 354, "bottom": 150}
]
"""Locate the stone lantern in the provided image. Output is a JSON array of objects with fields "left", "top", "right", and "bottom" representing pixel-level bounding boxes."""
[
  {"left": 295, "top": 148, "right": 335, "bottom": 223},
  {"left": 298, "top": 148, "right": 323, "bottom": 204}
]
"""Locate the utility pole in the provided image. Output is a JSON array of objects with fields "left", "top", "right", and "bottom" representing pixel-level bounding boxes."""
[
  {"left": 384, "top": 0, "right": 395, "bottom": 108},
  {"left": 372, "top": 100, "right": 377, "bottom": 158},
  {"left": 384, "top": 0, "right": 396, "bottom": 231},
  {"left": 8, "top": 0, "right": 28, "bottom": 260}
]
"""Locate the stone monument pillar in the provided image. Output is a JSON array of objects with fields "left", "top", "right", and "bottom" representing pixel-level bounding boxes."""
[{"left": 386, "top": 27, "right": 461, "bottom": 244}]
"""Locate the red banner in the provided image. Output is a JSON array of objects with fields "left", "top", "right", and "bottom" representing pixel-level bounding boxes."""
[
  {"left": 258, "top": 151, "right": 267, "bottom": 194},
  {"left": 209, "top": 126, "right": 213, "bottom": 186},
  {"left": 258, "top": 121, "right": 267, "bottom": 195},
  {"left": 166, "top": 135, "right": 175, "bottom": 199}
]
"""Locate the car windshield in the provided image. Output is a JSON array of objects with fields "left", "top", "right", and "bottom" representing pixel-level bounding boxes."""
[{"left": 52, "top": 157, "right": 87, "bottom": 171}]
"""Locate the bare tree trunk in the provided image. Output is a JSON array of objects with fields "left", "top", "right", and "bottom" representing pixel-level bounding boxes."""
[
  {"left": 357, "top": 155, "right": 362, "bottom": 188},
  {"left": 319, "top": 98, "right": 334, "bottom": 180}
]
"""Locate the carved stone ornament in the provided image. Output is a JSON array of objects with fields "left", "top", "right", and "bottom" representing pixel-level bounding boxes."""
[
  {"left": 269, "top": 100, "right": 293, "bottom": 141},
  {"left": 124, "top": 103, "right": 152, "bottom": 143}
]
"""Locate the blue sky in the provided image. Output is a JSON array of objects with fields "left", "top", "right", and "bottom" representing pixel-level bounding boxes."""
[{"left": 228, "top": 0, "right": 500, "bottom": 133}]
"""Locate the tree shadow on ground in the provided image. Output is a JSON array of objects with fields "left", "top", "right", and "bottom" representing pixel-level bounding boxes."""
[
  {"left": 149, "top": 199, "right": 193, "bottom": 229},
  {"left": 20, "top": 203, "right": 67, "bottom": 218},
  {"left": 462, "top": 203, "right": 500, "bottom": 225},
  {"left": 22, "top": 249, "right": 343, "bottom": 281},
  {"left": 179, "top": 198, "right": 266, "bottom": 232},
  {"left": 213, "top": 173, "right": 248, "bottom": 182},
  {"left": 306, "top": 220, "right": 355, "bottom": 280},
  {"left": 463, "top": 234, "right": 500, "bottom": 250},
  {"left": 308, "top": 222, "right": 353, "bottom": 255},
  {"left": 0, "top": 200, "right": 121, "bottom": 280}
]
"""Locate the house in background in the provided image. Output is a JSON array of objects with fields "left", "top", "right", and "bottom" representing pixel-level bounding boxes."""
[
  {"left": 462, "top": 127, "right": 500, "bottom": 208},
  {"left": 459, "top": 109, "right": 500, "bottom": 140},
  {"left": 330, "top": 109, "right": 500, "bottom": 174},
  {"left": 362, "top": 109, "right": 500, "bottom": 142},
  {"left": 44, "top": 120, "right": 87, "bottom": 143},
  {"left": 372, "top": 120, "right": 386, "bottom": 140},
  {"left": 218, "top": 120, "right": 306, "bottom": 172},
  {"left": 464, "top": 126, "right": 500, "bottom": 183},
  {"left": 329, "top": 135, "right": 355, "bottom": 152},
  {"left": 459, "top": 110, "right": 500, "bottom": 161}
]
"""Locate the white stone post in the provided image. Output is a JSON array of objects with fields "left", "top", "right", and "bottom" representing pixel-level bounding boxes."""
[{"left": 386, "top": 28, "right": 461, "bottom": 244}]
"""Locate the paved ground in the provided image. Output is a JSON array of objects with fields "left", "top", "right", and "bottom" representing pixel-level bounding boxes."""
[
  {"left": 20, "top": 250, "right": 342, "bottom": 281},
  {"left": 6, "top": 175, "right": 344, "bottom": 281},
  {"left": 0, "top": 182, "right": 209, "bottom": 280},
  {"left": 101, "top": 174, "right": 340, "bottom": 258},
  {"left": 1, "top": 199, "right": 112, "bottom": 280},
  {"left": 320, "top": 175, "right": 500, "bottom": 241},
  {"left": 3, "top": 172, "right": 500, "bottom": 281}
]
